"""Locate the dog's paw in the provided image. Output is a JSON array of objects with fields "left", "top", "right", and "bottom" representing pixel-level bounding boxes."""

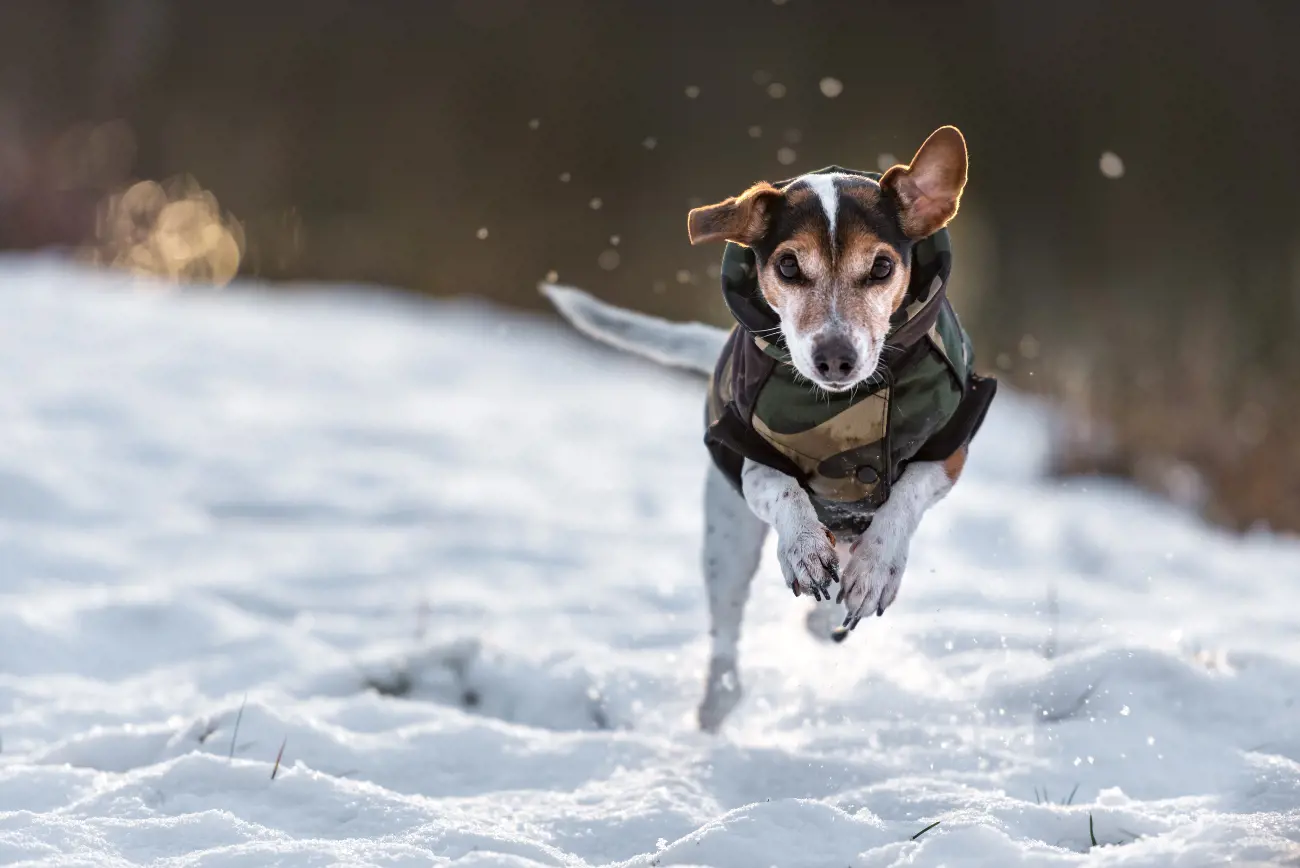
[
  {"left": 835, "top": 531, "right": 907, "bottom": 634},
  {"left": 776, "top": 525, "right": 839, "bottom": 602}
]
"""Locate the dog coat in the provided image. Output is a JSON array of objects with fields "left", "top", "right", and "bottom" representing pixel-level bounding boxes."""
[{"left": 704, "top": 167, "right": 997, "bottom": 535}]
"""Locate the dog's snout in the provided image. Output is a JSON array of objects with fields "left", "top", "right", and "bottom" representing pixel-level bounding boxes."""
[{"left": 812, "top": 336, "right": 858, "bottom": 380}]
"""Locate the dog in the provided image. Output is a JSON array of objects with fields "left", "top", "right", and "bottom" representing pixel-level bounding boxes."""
[{"left": 544, "top": 126, "right": 996, "bottom": 731}]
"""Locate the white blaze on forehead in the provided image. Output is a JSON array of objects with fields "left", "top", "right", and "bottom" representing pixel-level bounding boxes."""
[{"left": 798, "top": 173, "right": 844, "bottom": 249}]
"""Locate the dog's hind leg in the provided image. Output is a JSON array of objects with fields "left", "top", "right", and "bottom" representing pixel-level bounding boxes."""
[{"left": 698, "top": 463, "right": 767, "bottom": 732}]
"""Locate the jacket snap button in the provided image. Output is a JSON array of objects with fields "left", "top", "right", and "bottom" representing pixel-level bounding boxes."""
[{"left": 855, "top": 466, "right": 879, "bottom": 484}]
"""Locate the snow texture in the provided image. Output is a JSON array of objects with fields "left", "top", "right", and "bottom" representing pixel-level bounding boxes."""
[{"left": 0, "top": 256, "right": 1298, "bottom": 866}]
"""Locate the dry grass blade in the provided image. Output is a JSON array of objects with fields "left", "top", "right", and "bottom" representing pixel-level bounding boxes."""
[
  {"left": 228, "top": 694, "right": 246, "bottom": 762},
  {"left": 911, "top": 821, "right": 940, "bottom": 841},
  {"left": 271, "top": 736, "right": 287, "bottom": 780}
]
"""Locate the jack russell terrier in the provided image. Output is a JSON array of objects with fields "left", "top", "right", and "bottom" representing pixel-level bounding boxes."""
[{"left": 543, "top": 126, "right": 996, "bottom": 731}]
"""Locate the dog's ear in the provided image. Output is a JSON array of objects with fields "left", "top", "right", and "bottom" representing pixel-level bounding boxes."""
[
  {"left": 687, "top": 182, "right": 782, "bottom": 246},
  {"left": 881, "top": 126, "right": 968, "bottom": 239}
]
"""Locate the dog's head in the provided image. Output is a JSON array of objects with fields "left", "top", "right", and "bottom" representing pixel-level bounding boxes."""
[{"left": 687, "top": 126, "right": 968, "bottom": 392}]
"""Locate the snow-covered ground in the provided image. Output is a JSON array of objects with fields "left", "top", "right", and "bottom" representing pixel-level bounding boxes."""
[{"left": 0, "top": 256, "right": 1298, "bottom": 867}]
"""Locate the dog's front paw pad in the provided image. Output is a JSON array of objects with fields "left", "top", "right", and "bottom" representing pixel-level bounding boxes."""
[{"left": 777, "top": 528, "right": 839, "bottom": 602}]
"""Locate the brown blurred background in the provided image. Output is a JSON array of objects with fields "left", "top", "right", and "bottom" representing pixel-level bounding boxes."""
[{"left": 3, "top": 0, "right": 1299, "bottom": 530}]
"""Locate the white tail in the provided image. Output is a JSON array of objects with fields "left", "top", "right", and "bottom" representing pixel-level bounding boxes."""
[{"left": 540, "top": 283, "right": 728, "bottom": 375}]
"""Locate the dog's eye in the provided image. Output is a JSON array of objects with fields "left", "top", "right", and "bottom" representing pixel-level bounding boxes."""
[
  {"left": 776, "top": 254, "right": 801, "bottom": 280},
  {"left": 869, "top": 256, "right": 893, "bottom": 281}
]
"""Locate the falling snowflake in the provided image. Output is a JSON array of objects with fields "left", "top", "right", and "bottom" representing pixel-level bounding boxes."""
[
  {"left": 589, "top": 197, "right": 603, "bottom": 210},
  {"left": 752, "top": 70, "right": 771, "bottom": 85},
  {"left": 685, "top": 85, "right": 701, "bottom": 99},
  {"left": 559, "top": 172, "right": 571, "bottom": 183},
  {"left": 784, "top": 129, "right": 802, "bottom": 144},
  {"left": 642, "top": 137, "right": 657, "bottom": 150},
  {"left": 528, "top": 118, "right": 540, "bottom": 130},
  {"left": 598, "top": 249, "right": 621, "bottom": 271},
  {"left": 777, "top": 147, "right": 797, "bottom": 165},
  {"left": 609, "top": 235, "right": 620, "bottom": 246},
  {"left": 819, "top": 77, "right": 844, "bottom": 98},
  {"left": 766, "top": 82, "right": 787, "bottom": 99},
  {"left": 475, "top": 227, "right": 489, "bottom": 240},
  {"left": 1100, "top": 151, "right": 1125, "bottom": 179},
  {"left": 675, "top": 269, "right": 693, "bottom": 284},
  {"left": 544, "top": 270, "right": 558, "bottom": 282},
  {"left": 877, "top": 152, "right": 898, "bottom": 171},
  {"left": 748, "top": 126, "right": 763, "bottom": 139}
]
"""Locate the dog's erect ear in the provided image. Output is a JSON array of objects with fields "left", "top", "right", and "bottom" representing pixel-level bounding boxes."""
[
  {"left": 687, "top": 182, "right": 782, "bottom": 246},
  {"left": 881, "top": 126, "right": 968, "bottom": 240}
]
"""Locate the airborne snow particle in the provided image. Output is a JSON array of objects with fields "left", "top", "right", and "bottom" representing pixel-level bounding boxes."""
[
  {"left": 609, "top": 235, "right": 620, "bottom": 246},
  {"left": 767, "top": 82, "right": 787, "bottom": 99},
  {"left": 685, "top": 85, "right": 701, "bottom": 99},
  {"left": 652, "top": 280, "right": 667, "bottom": 294},
  {"left": 752, "top": 70, "right": 771, "bottom": 85},
  {"left": 589, "top": 198, "right": 603, "bottom": 210},
  {"left": 877, "top": 152, "right": 898, "bottom": 171},
  {"left": 675, "top": 269, "right": 693, "bottom": 284},
  {"left": 776, "top": 147, "right": 797, "bottom": 166},
  {"left": 475, "top": 227, "right": 489, "bottom": 240},
  {"left": 559, "top": 172, "right": 571, "bottom": 183},
  {"left": 597, "top": 249, "right": 621, "bottom": 271},
  {"left": 784, "top": 128, "right": 803, "bottom": 144},
  {"left": 528, "top": 118, "right": 540, "bottom": 130},
  {"left": 1100, "top": 151, "right": 1125, "bottom": 179},
  {"left": 545, "top": 270, "right": 558, "bottom": 282},
  {"left": 819, "top": 77, "right": 844, "bottom": 98},
  {"left": 748, "top": 126, "right": 763, "bottom": 139},
  {"left": 1120, "top": 705, "right": 1131, "bottom": 716},
  {"left": 642, "top": 137, "right": 657, "bottom": 150}
]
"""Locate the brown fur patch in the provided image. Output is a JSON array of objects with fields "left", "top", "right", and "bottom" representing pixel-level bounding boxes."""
[{"left": 942, "top": 445, "right": 968, "bottom": 482}]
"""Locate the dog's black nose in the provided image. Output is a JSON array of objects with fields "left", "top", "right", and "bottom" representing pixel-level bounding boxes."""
[{"left": 812, "top": 337, "right": 857, "bottom": 379}]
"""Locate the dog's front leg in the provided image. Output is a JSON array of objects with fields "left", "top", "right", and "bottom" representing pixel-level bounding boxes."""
[
  {"left": 741, "top": 458, "right": 839, "bottom": 601},
  {"left": 837, "top": 448, "right": 967, "bottom": 634}
]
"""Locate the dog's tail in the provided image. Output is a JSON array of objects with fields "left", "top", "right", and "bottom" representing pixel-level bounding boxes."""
[{"left": 540, "top": 283, "right": 728, "bottom": 376}]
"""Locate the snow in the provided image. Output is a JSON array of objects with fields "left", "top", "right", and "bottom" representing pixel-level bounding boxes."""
[{"left": 0, "top": 255, "right": 1298, "bottom": 866}]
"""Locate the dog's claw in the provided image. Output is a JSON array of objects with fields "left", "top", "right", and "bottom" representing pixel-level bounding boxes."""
[{"left": 822, "top": 557, "right": 840, "bottom": 584}]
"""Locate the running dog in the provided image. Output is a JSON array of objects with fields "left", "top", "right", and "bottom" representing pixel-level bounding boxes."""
[{"left": 543, "top": 126, "right": 996, "bottom": 731}]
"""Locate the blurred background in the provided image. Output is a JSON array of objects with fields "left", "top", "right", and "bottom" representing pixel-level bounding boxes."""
[{"left": 2, "top": 0, "right": 1298, "bottom": 532}]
